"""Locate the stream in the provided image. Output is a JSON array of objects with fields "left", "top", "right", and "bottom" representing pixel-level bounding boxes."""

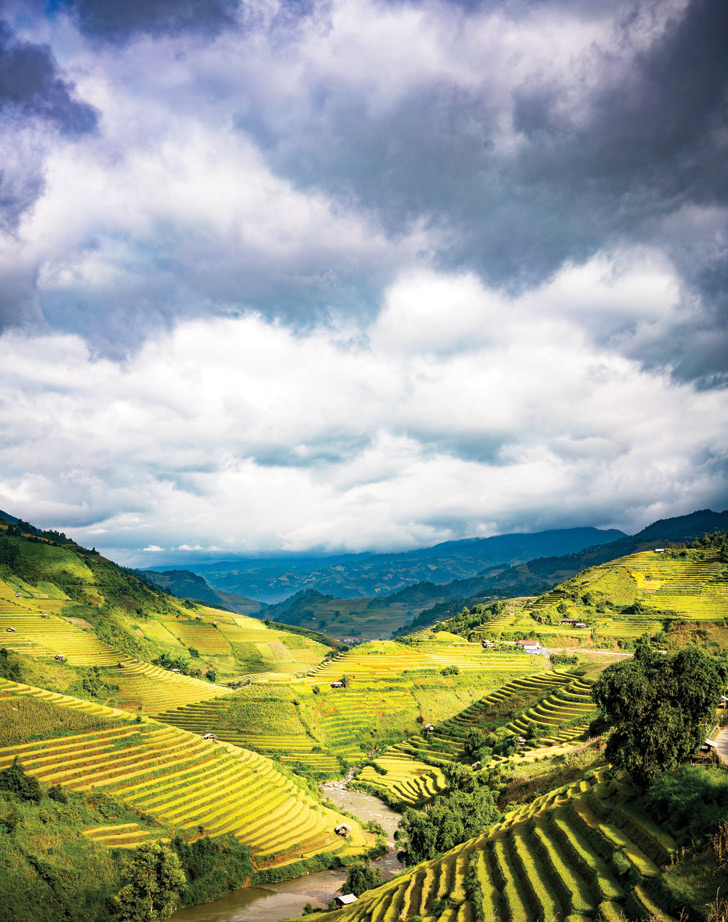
[{"left": 169, "top": 782, "right": 403, "bottom": 922}]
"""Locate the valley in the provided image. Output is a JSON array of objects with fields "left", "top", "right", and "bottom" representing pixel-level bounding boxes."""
[{"left": 1, "top": 511, "right": 727, "bottom": 921}]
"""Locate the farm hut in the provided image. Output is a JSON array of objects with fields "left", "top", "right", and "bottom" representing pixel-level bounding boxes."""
[
  {"left": 517, "top": 736, "right": 527, "bottom": 747},
  {"left": 481, "top": 639, "right": 494, "bottom": 648},
  {"left": 335, "top": 823, "right": 351, "bottom": 837},
  {"left": 423, "top": 723, "right": 435, "bottom": 732},
  {"left": 330, "top": 681, "right": 344, "bottom": 688},
  {"left": 41, "top": 613, "right": 49, "bottom": 618},
  {"left": 15, "top": 593, "right": 21, "bottom": 598},
  {"left": 212, "top": 621, "right": 217, "bottom": 627},
  {"left": 54, "top": 654, "right": 65, "bottom": 661},
  {"left": 195, "top": 615, "right": 202, "bottom": 621},
  {"left": 171, "top": 668, "right": 181, "bottom": 674},
  {"left": 575, "top": 622, "right": 587, "bottom": 629},
  {"left": 117, "top": 662, "right": 125, "bottom": 668},
  {"left": 203, "top": 733, "right": 217, "bottom": 740},
  {"left": 560, "top": 619, "right": 578, "bottom": 626},
  {"left": 654, "top": 548, "right": 666, "bottom": 553},
  {"left": 6, "top": 627, "right": 15, "bottom": 632},
  {"left": 335, "top": 895, "right": 358, "bottom": 907}
]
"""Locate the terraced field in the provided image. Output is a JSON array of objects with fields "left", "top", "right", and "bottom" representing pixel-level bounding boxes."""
[
  {"left": 309, "top": 641, "right": 544, "bottom": 684},
  {"left": 156, "top": 696, "right": 341, "bottom": 776},
  {"left": 531, "top": 550, "right": 728, "bottom": 626},
  {"left": 0, "top": 678, "right": 370, "bottom": 866},
  {"left": 0, "top": 605, "right": 120, "bottom": 666},
  {"left": 356, "top": 672, "right": 579, "bottom": 806},
  {"left": 505, "top": 677, "right": 597, "bottom": 748},
  {"left": 309, "top": 771, "right": 677, "bottom": 922},
  {"left": 109, "top": 659, "right": 233, "bottom": 714}
]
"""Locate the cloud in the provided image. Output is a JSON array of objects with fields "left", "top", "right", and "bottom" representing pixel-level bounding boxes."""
[
  {"left": 0, "top": 21, "right": 98, "bottom": 134},
  {"left": 54, "top": 0, "right": 240, "bottom": 44},
  {"left": 1, "top": 258, "right": 726, "bottom": 564}
]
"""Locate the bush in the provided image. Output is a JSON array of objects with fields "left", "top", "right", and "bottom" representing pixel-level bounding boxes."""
[{"left": 0, "top": 759, "right": 42, "bottom": 803}]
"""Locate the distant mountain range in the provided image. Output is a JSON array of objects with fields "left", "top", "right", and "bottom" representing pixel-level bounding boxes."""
[{"left": 166, "top": 527, "right": 626, "bottom": 602}]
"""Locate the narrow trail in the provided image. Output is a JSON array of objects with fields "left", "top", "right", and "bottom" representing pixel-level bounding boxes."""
[{"left": 715, "top": 727, "right": 728, "bottom": 766}]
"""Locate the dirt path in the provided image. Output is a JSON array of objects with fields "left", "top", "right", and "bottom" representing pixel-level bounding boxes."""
[{"left": 715, "top": 728, "right": 728, "bottom": 766}]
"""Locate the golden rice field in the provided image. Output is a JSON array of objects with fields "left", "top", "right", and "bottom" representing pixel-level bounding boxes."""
[
  {"left": 303, "top": 771, "right": 677, "bottom": 922},
  {"left": 0, "top": 677, "right": 370, "bottom": 866},
  {"left": 308, "top": 641, "right": 546, "bottom": 684},
  {"left": 156, "top": 696, "right": 341, "bottom": 776},
  {"left": 356, "top": 672, "right": 578, "bottom": 806}
]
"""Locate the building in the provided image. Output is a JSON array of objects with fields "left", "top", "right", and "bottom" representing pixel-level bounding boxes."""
[
  {"left": 517, "top": 639, "right": 541, "bottom": 650},
  {"left": 330, "top": 681, "right": 344, "bottom": 688},
  {"left": 423, "top": 723, "right": 435, "bottom": 732},
  {"left": 335, "top": 895, "right": 358, "bottom": 907},
  {"left": 560, "top": 619, "right": 578, "bottom": 626},
  {"left": 482, "top": 639, "right": 494, "bottom": 648},
  {"left": 335, "top": 823, "right": 351, "bottom": 837}
]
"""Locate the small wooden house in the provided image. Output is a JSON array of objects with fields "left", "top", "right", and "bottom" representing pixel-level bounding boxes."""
[
  {"left": 203, "top": 733, "right": 217, "bottom": 740},
  {"left": 54, "top": 654, "right": 65, "bottom": 661},
  {"left": 335, "top": 895, "right": 358, "bottom": 907},
  {"left": 335, "top": 823, "right": 351, "bottom": 837},
  {"left": 330, "top": 681, "right": 344, "bottom": 688},
  {"left": 423, "top": 723, "right": 435, "bottom": 732}
]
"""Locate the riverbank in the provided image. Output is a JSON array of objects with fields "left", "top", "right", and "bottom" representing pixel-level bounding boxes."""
[{"left": 170, "top": 784, "right": 403, "bottom": 922}]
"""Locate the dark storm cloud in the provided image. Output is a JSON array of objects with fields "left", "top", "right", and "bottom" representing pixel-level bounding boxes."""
[
  {"left": 56, "top": 0, "right": 240, "bottom": 43},
  {"left": 0, "top": 21, "right": 97, "bottom": 134},
  {"left": 233, "top": 0, "right": 727, "bottom": 380}
]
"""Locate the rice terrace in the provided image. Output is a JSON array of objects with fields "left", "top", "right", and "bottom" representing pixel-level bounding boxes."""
[{"left": 0, "top": 510, "right": 726, "bottom": 922}]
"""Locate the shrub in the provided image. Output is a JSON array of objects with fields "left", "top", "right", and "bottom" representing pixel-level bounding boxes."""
[{"left": 0, "top": 759, "right": 42, "bottom": 803}]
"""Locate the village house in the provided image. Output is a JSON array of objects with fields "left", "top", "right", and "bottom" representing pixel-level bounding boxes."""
[
  {"left": 517, "top": 638, "right": 541, "bottom": 650},
  {"left": 335, "top": 895, "right": 358, "bottom": 907}
]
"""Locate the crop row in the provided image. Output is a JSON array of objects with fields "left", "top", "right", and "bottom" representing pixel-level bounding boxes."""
[
  {"left": 335, "top": 771, "right": 677, "bottom": 922},
  {"left": 0, "top": 680, "right": 369, "bottom": 865}
]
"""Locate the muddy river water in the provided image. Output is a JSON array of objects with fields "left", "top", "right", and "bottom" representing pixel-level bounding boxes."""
[{"left": 170, "top": 783, "right": 403, "bottom": 922}]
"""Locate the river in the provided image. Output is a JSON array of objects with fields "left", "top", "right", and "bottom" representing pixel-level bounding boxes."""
[{"left": 169, "top": 783, "right": 403, "bottom": 922}]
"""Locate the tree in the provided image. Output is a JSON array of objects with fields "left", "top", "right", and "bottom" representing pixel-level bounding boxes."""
[
  {"left": 395, "top": 778, "right": 501, "bottom": 865},
  {"left": 112, "top": 840, "right": 186, "bottom": 922},
  {"left": 0, "top": 758, "right": 42, "bottom": 803},
  {"left": 592, "top": 644, "right": 726, "bottom": 789},
  {"left": 343, "top": 860, "right": 383, "bottom": 896}
]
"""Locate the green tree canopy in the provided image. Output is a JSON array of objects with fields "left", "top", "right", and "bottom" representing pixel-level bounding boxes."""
[
  {"left": 395, "top": 774, "right": 501, "bottom": 865},
  {"left": 592, "top": 644, "right": 727, "bottom": 789},
  {"left": 343, "top": 860, "right": 383, "bottom": 896},
  {"left": 112, "top": 840, "right": 186, "bottom": 922}
]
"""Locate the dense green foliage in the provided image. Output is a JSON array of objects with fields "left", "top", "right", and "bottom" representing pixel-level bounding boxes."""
[
  {"left": 593, "top": 643, "right": 726, "bottom": 788},
  {"left": 111, "top": 841, "right": 186, "bottom": 922},
  {"left": 394, "top": 765, "right": 501, "bottom": 865},
  {"left": 343, "top": 860, "right": 383, "bottom": 896},
  {"left": 645, "top": 765, "right": 728, "bottom": 845},
  {"left": 0, "top": 647, "right": 21, "bottom": 681},
  {"left": 0, "top": 759, "right": 42, "bottom": 803}
]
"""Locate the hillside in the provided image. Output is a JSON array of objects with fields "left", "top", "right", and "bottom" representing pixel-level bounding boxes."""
[
  {"left": 155, "top": 640, "right": 548, "bottom": 777},
  {"left": 0, "top": 678, "right": 372, "bottom": 868},
  {"left": 396, "top": 509, "right": 728, "bottom": 635},
  {"left": 434, "top": 536, "right": 728, "bottom": 652},
  {"left": 183, "top": 527, "right": 624, "bottom": 602},
  {"left": 0, "top": 516, "right": 334, "bottom": 689},
  {"left": 289, "top": 769, "right": 712, "bottom": 922}
]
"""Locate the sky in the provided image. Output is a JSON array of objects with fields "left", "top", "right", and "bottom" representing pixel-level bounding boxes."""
[{"left": 0, "top": 0, "right": 727, "bottom": 567}]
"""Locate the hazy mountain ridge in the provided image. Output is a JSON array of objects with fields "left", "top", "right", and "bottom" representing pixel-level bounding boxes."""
[{"left": 180, "top": 527, "right": 626, "bottom": 602}]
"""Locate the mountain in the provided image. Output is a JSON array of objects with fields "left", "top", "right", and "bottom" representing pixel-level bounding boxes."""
[
  {"left": 397, "top": 508, "right": 728, "bottom": 632},
  {"left": 183, "top": 527, "right": 626, "bottom": 602},
  {"left": 136, "top": 568, "right": 264, "bottom": 616}
]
